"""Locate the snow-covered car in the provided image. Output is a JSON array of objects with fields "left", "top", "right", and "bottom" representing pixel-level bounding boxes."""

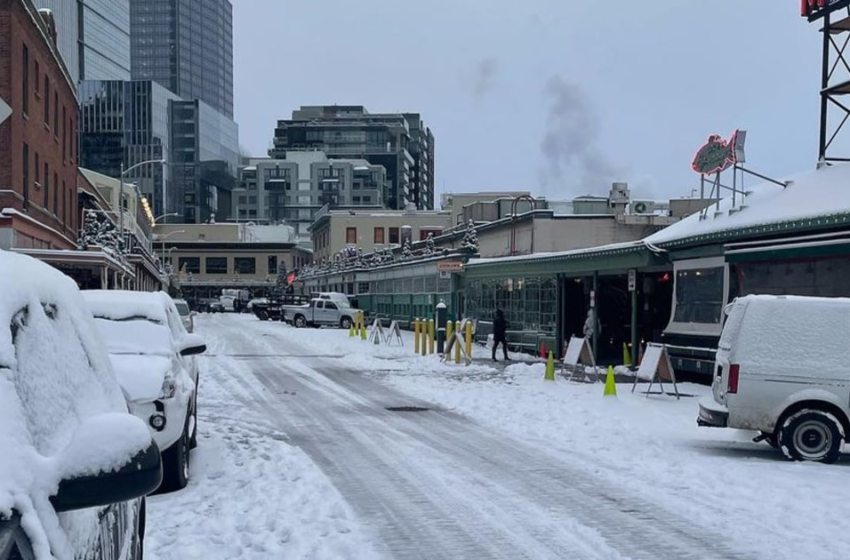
[
  {"left": 82, "top": 290, "right": 206, "bottom": 491},
  {"left": 173, "top": 298, "right": 195, "bottom": 333},
  {"left": 0, "top": 251, "right": 161, "bottom": 560}
]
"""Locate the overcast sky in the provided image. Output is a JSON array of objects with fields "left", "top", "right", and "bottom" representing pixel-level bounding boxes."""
[{"left": 232, "top": 1, "right": 824, "bottom": 204}]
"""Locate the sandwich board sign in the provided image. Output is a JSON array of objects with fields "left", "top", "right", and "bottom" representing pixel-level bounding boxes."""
[
  {"left": 368, "top": 317, "right": 386, "bottom": 345},
  {"left": 562, "top": 336, "right": 599, "bottom": 383},
  {"left": 0, "top": 96, "right": 11, "bottom": 126},
  {"left": 631, "top": 342, "right": 680, "bottom": 399},
  {"left": 386, "top": 320, "right": 404, "bottom": 346}
]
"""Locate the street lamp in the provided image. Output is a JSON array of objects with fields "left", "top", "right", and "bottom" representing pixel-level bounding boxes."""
[
  {"left": 120, "top": 158, "right": 167, "bottom": 244},
  {"left": 154, "top": 212, "right": 180, "bottom": 223},
  {"left": 153, "top": 230, "right": 185, "bottom": 269}
]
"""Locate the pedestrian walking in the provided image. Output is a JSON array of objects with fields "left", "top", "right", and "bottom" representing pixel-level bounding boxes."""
[{"left": 492, "top": 309, "right": 510, "bottom": 361}]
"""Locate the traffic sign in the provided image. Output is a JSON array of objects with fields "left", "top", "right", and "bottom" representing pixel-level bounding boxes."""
[{"left": 0, "top": 96, "right": 11, "bottom": 125}]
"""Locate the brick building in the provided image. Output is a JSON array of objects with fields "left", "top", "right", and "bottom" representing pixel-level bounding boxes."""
[{"left": 0, "top": 0, "right": 79, "bottom": 251}]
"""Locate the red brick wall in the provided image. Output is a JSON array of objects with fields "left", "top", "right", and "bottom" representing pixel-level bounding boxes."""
[{"left": 0, "top": 0, "right": 78, "bottom": 250}]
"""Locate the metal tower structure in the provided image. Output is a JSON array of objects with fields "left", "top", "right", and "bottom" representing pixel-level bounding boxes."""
[{"left": 804, "top": 0, "right": 850, "bottom": 161}]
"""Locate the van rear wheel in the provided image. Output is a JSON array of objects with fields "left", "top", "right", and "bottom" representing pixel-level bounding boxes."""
[{"left": 778, "top": 409, "right": 844, "bottom": 463}]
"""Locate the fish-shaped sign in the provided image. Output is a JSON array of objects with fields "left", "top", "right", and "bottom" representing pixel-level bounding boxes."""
[{"left": 691, "top": 131, "right": 740, "bottom": 175}]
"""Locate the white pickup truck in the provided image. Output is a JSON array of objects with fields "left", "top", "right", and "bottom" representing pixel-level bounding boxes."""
[{"left": 290, "top": 298, "right": 356, "bottom": 329}]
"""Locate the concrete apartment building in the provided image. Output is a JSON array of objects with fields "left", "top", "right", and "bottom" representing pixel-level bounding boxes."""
[
  {"left": 309, "top": 207, "right": 453, "bottom": 263},
  {"left": 235, "top": 154, "right": 388, "bottom": 239},
  {"left": 270, "top": 105, "right": 435, "bottom": 211},
  {"left": 0, "top": 0, "right": 80, "bottom": 251}
]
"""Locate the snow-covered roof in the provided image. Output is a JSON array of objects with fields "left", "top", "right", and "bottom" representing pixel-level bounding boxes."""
[
  {"left": 81, "top": 290, "right": 170, "bottom": 324},
  {"left": 646, "top": 163, "right": 850, "bottom": 247},
  {"left": 466, "top": 240, "right": 646, "bottom": 267}
]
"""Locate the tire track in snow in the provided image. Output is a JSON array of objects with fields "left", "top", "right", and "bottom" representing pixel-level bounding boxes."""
[{"left": 202, "top": 316, "right": 755, "bottom": 559}]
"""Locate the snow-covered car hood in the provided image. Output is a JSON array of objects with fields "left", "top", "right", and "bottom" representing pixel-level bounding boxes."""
[{"left": 109, "top": 355, "right": 173, "bottom": 403}]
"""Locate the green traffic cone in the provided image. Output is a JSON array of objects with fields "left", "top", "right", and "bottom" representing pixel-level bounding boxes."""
[{"left": 603, "top": 365, "right": 617, "bottom": 397}]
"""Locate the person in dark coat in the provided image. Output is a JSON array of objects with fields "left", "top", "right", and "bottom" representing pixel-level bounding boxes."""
[{"left": 492, "top": 309, "right": 509, "bottom": 361}]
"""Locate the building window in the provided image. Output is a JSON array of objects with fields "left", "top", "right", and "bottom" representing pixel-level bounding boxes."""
[
  {"left": 268, "top": 255, "right": 278, "bottom": 275},
  {"left": 388, "top": 227, "right": 399, "bottom": 244},
  {"left": 62, "top": 105, "right": 66, "bottom": 162},
  {"left": 235, "top": 257, "right": 256, "bottom": 274},
  {"left": 374, "top": 227, "right": 385, "bottom": 244},
  {"left": 52, "top": 172, "right": 58, "bottom": 212},
  {"left": 62, "top": 181, "right": 67, "bottom": 226},
  {"left": 346, "top": 227, "right": 357, "bottom": 244},
  {"left": 206, "top": 257, "right": 228, "bottom": 274},
  {"left": 43, "top": 76, "right": 49, "bottom": 125},
  {"left": 34, "top": 152, "right": 39, "bottom": 188},
  {"left": 358, "top": 282, "right": 370, "bottom": 294},
  {"left": 178, "top": 257, "right": 201, "bottom": 273},
  {"left": 43, "top": 163, "right": 48, "bottom": 207},
  {"left": 22, "top": 44, "right": 29, "bottom": 117},
  {"left": 420, "top": 228, "right": 442, "bottom": 241},
  {"left": 53, "top": 92, "right": 58, "bottom": 133},
  {"left": 70, "top": 117, "right": 75, "bottom": 162},
  {"left": 22, "top": 143, "right": 29, "bottom": 208},
  {"left": 34, "top": 60, "right": 39, "bottom": 93}
]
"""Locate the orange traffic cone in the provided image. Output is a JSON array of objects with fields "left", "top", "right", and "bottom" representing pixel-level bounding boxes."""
[{"left": 540, "top": 341, "right": 547, "bottom": 359}]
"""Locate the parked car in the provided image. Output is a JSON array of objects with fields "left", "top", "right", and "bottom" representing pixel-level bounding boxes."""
[
  {"left": 290, "top": 298, "right": 356, "bottom": 329},
  {"left": 173, "top": 298, "right": 195, "bottom": 333},
  {"left": 698, "top": 294, "right": 850, "bottom": 463},
  {"left": 0, "top": 251, "right": 161, "bottom": 559},
  {"left": 82, "top": 290, "right": 206, "bottom": 490}
]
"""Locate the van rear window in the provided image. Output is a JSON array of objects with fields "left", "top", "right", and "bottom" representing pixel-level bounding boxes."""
[{"left": 718, "top": 303, "right": 745, "bottom": 351}]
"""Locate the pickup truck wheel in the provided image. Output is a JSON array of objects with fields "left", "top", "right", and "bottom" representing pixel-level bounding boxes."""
[
  {"left": 294, "top": 315, "right": 307, "bottom": 328},
  {"left": 257, "top": 310, "right": 269, "bottom": 321},
  {"left": 778, "top": 409, "right": 844, "bottom": 463},
  {"left": 340, "top": 317, "right": 352, "bottom": 330}
]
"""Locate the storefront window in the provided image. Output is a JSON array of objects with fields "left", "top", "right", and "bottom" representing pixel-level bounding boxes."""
[{"left": 673, "top": 267, "right": 724, "bottom": 324}]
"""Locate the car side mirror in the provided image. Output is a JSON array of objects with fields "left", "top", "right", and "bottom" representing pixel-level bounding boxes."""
[
  {"left": 179, "top": 333, "right": 207, "bottom": 356},
  {"left": 50, "top": 413, "right": 162, "bottom": 513}
]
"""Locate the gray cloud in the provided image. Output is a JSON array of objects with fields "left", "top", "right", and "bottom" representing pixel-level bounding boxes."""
[
  {"left": 472, "top": 58, "right": 498, "bottom": 100},
  {"left": 539, "top": 75, "right": 624, "bottom": 196}
]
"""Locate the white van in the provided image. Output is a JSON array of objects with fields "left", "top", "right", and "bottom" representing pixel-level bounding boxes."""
[{"left": 698, "top": 294, "right": 850, "bottom": 463}]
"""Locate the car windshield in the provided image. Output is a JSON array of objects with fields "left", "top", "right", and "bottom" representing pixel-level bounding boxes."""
[
  {"left": 174, "top": 301, "right": 190, "bottom": 316},
  {"left": 94, "top": 317, "right": 174, "bottom": 357}
]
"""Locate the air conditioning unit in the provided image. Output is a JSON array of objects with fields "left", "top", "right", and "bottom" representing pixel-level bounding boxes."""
[{"left": 630, "top": 200, "right": 659, "bottom": 214}]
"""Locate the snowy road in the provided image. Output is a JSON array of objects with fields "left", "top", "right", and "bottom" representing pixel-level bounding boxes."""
[{"left": 183, "top": 315, "right": 758, "bottom": 560}]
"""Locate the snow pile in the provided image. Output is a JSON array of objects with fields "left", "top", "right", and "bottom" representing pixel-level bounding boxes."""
[
  {"left": 94, "top": 318, "right": 175, "bottom": 356},
  {"left": 647, "top": 162, "right": 850, "bottom": 245},
  {"left": 145, "top": 319, "right": 381, "bottom": 560},
  {"left": 81, "top": 289, "right": 170, "bottom": 323},
  {"left": 109, "top": 355, "right": 173, "bottom": 402},
  {"left": 54, "top": 413, "right": 151, "bottom": 478}
]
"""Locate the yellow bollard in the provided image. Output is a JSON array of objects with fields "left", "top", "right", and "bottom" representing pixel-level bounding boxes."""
[
  {"left": 446, "top": 320, "right": 454, "bottom": 345},
  {"left": 465, "top": 320, "right": 473, "bottom": 363},
  {"left": 454, "top": 321, "right": 461, "bottom": 364},
  {"left": 414, "top": 318, "right": 420, "bottom": 355},
  {"left": 360, "top": 311, "right": 367, "bottom": 341},
  {"left": 429, "top": 319, "right": 435, "bottom": 355}
]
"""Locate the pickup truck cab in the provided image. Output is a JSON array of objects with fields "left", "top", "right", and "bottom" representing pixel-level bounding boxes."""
[{"left": 291, "top": 298, "right": 355, "bottom": 330}]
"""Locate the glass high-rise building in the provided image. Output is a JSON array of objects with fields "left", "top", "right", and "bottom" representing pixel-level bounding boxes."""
[
  {"left": 80, "top": 0, "right": 131, "bottom": 80},
  {"left": 79, "top": 80, "right": 239, "bottom": 223},
  {"left": 79, "top": 80, "right": 179, "bottom": 217},
  {"left": 130, "top": 0, "right": 234, "bottom": 119},
  {"left": 32, "top": 0, "right": 131, "bottom": 82}
]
